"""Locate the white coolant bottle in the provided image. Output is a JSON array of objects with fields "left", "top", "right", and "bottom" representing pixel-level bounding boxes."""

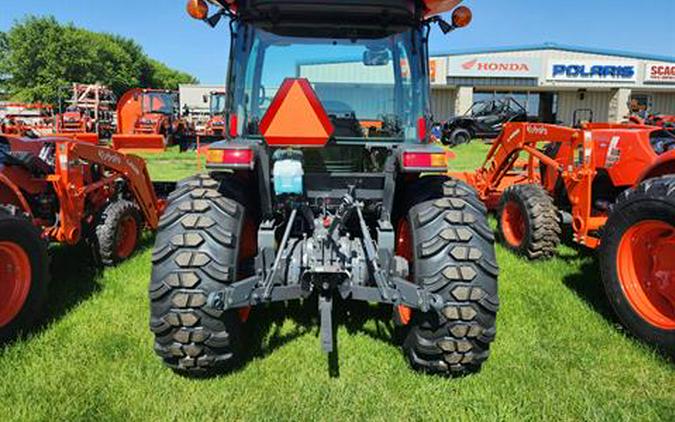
[{"left": 273, "top": 151, "right": 304, "bottom": 195}]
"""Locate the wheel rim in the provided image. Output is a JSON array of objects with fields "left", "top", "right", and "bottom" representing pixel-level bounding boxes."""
[
  {"left": 501, "top": 201, "right": 526, "bottom": 248},
  {"left": 395, "top": 219, "right": 413, "bottom": 325},
  {"left": 0, "top": 241, "right": 32, "bottom": 327},
  {"left": 115, "top": 216, "right": 138, "bottom": 259},
  {"left": 617, "top": 220, "right": 675, "bottom": 330}
]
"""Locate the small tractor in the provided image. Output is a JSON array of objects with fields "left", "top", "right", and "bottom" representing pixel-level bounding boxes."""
[
  {"left": 183, "top": 91, "right": 227, "bottom": 151},
  {"left": 0, "top": 103, "right": 56, "bottom": 137},
  {"left": 451, "top": 122, "right": 674, "bottom": 354},
  {"left": 112, "top": 89, "right": 188, "bottom": 153},
  {"left": 149, "top": 0, "right": 499, "bottom": 377},
  {"left": 0, "top": 135, "right": 168, "bottom": 342},
  {"left": 202, "top": 91, "right": 227, "bottom": 139},
  {"left": 440, "top": 96, "right": 529, "bottom": 147},
  {"left": 54, "top": 83, "right": 117, "bottom": 143}
]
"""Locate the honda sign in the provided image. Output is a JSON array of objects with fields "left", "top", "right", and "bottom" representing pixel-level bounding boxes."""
[{"left": 447, "top": 57, "right": 541, "bottom": 78}]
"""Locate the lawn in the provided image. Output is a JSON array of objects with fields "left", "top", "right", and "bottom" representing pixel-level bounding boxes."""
[{"left": 0, "top": 142, "right": 673, "bottom": 421}]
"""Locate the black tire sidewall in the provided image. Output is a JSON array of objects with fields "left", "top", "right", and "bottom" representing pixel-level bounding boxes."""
[
  {"left": 0, "top": 212, "right": 49, "bottom": 342},
  {"left": 450, "top": 129, "right": 471, "bottom": 146},
  {"left": 600, "top": 195, "right": 675, "bottom": 354}
]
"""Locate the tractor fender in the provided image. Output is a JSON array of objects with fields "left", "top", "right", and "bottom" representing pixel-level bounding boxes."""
[
  {"left": 0, "top": 173, "right": 33, "bottom": 217},
  {"left": 636, "top": 149, "right": 675, "bottom": 185}
]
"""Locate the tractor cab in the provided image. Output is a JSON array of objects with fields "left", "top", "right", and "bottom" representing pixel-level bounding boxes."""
[{"left": 196, "top": 0, "right": 473, "bottom": 173}]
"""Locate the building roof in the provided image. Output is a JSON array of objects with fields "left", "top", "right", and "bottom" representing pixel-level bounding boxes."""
[{"left": 432, "top": 42, "right": 675, "bottom": 63}]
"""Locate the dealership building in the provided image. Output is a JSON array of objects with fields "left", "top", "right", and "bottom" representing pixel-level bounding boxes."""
[{"left": 426, "top": 43, "right": 675, "bottom": 124}]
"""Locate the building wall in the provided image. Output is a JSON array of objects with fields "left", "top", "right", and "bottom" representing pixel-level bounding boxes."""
[
  {"left": 653, "top": 93, "right": 675, "bottom": 114},
  {"left": 557, "top": 90, "right": 611, "bottom": 125},
  {"left": 431, "top": 89, "right": 455, "bottom": 119}
]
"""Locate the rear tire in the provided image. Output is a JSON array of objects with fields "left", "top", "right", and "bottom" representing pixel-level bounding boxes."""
[
  {"left": 497, "top": 184, "right": 561, "bottom": 260},
  {"left": 0, "top": 206, "right": 49, "bottom": 343},
  {"left": 149, "top": 174, "right": 248, "bottom": 375},
  {"left": 95, "top": 200, "right": 142, "bottom": 266},
  {"left": 399, "top": 179, "right": 499, "bottom": 376},
  {"left": 448, "top": 128, "right": 472, "bottom": 147},
  {"left": 599, "top": 176, "right": 675, "bottom": 356}
]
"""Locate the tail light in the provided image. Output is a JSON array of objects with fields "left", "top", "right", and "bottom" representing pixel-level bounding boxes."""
[
  {"left": 417, "top": 117, "right": 428, "bottom": 143},
  {"left": 206, "top": 147, "right": 255, "bottom": 169},
  {"left": 228, "top": 114, "right": 238, "bottom": 138},
  {"left": 401, "top": 151, "right": 447, "bottom": 171}
]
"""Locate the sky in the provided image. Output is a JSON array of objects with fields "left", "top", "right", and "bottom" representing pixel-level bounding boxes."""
[{"left": 1, "top": 0, "right": 674, "bottom": 85}]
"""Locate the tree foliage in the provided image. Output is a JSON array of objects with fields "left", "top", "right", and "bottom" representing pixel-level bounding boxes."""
[{"left": 0, "top": 16, "right": 197, "bottom": 104}]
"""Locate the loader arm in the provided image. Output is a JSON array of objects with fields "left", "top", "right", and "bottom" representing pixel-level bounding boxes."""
[
  {"left": 69, "top": 143, "right": 162, "bottom": 230},
  {"left": 451, "top": 122, "right": 603, "bottom": 247}
]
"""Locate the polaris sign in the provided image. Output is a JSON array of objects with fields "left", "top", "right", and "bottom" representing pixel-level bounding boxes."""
[{"left": 547, "top": 60, "right": 638, "bottom": 82}]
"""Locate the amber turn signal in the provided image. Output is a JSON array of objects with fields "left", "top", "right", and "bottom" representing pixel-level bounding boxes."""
[
  {"left": 187, "top": 0, "right": 209, "bottom": 20},
  {"left": 452, "top": 6, "right": 473, "bottom": 28}
]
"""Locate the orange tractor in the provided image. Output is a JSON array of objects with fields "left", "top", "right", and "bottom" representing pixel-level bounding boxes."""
[
  {"left": 452, "top": 122, "right": 674, "bottom": 354},
  {"left": 0, "top": 135, "right": 169, "bottom": 342},
  {"left": 112, "top": 89, "right": 188, "bottom": 153},
  {"left": 0, "top": 103, "right": 56, "bottom": 137},
  {"left": 54, "top": 83, "right": 117, "bottom": 144}
]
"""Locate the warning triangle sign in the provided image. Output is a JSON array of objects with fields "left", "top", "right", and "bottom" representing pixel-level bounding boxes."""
[{"left": 260, "top": 78, "right": 334, "bottom": 147}]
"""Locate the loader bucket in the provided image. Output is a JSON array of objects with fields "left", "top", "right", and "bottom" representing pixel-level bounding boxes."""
[
  {"left": 111, "top": 134, "right": 166, "bottom": 153},
  {"left": 52, "top": 132, "right": 100, "bottom": 144}
]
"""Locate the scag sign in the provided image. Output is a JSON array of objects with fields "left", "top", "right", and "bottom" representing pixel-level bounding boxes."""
[
  {"left": 548, "top": 61, "right": 637, "bottom": 82},
  {"left": 645, "top": 63, "right": 675, "bottom": 83}
]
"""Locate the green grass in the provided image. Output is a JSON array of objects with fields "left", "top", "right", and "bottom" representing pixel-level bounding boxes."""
[{"left": 1, "top": 142, "right": 673, "bottom": 421}]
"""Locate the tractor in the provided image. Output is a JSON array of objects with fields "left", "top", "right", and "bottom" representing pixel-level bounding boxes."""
[
  {"left": 0, "top": 135, "right": 169, "bottom": 342},
  {"left": 112, "top": 89, "right": 188, "bottom": 153},
  {"left": 54, "top": 83, "right": 117, "bottom": 143},
  {"left": 148, "top": 0, "right": 499, "bottom": 377},
  {"left": 202, "top": 91, "right": 227, "bottom": 139},
  {"left": 0, "top": 103, "right": 56, "bottom": 137},
  {"left": 451, "top": 121, "right": 674, "bottom": 355},
  {"left": 182, "top": 91, "right": 228, "bottom": 151}
]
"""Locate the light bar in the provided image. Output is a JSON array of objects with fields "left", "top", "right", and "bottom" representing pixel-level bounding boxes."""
[
  {"left": 206, "top": 147, "right": 254, "bottom": 169},
  {"left": 402, "top": 151, "right": 448, "bottom": 170}
]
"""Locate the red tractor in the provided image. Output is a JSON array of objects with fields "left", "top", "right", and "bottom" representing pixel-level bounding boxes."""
[
  {"left": 54, "top": 83, "right": 117, "bottom": 144},
  {"left": 112, "top": 89, "right": 188, "bottom": 153},
  {"left": 452, "top": 122, "right": 674, "bottom": 354},
  {"left": 0, "top": 135, "right": 169, "bottom": 342},
  {"left": 202, "top": 91, "right": 227, "bottom": 139},
  {"left": 149, "top": 0, "right": 497, "bottom": 377},
  {"left": 0, "top": 103, "right": 56, "bottom": 137}
]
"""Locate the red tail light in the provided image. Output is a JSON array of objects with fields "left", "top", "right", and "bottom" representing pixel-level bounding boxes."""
[
  {"left": 417, "top": 117, "right": 428, "bottom": 142},
  {"left": 229, "top": 114, "right": 238, "bottom": 138},
  {"left": 206, "top": 148, "right": 254, "bottom": 169},
  {"left": 401, "top": 151, "right": 447, "bottom": 170}
]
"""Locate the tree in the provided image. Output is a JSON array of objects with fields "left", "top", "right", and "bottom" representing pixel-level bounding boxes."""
[{"left": 1, "top": 16, "right": 198, "bottom": 104}]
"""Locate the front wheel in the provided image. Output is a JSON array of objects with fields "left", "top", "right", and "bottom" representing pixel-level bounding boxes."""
[
  {"left": 599, "top": 176, "right": 675, "bottom": 355},
  {"left": 497, "top": 184, "right": 561, "bottom": 260},
  {"left": 95, "top": 200, "right": 142, "bottom": 266},
  {"left": 397, "top": 179, "right": 499, "bottom": 376}
]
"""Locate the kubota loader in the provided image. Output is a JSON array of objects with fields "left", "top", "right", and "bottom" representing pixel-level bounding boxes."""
[
  {"left": 112, "top": 89, "right": 187, "bottom": 153},
  {"left": 0, "top": 135, "right": 171, "bottom": 342},
  {"left": 148, "top": 0, "right": 498, "bottom": 377},
  {"left": 451, "top": 121, "right": 674, "bottom": 355}
]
